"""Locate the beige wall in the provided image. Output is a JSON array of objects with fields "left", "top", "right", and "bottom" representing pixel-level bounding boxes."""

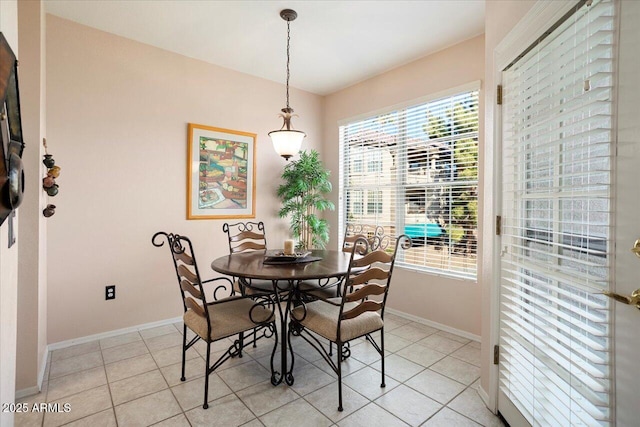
[
  {"left": 0, "top": 0, "right": 19, "bottom": 421},
  {"left": 16, "top": 0, "right": 48, "bottom": 394},
  {"left": 45, "top": 15, "right": 323, "bottom": 343},
  {"left": 322, "top": 35, "right": 485, "bottom": 335},
  {"left": 480, "top": 0, "right": 536, "bottom": 404}
]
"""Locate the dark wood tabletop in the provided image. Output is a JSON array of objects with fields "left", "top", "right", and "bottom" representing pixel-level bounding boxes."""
[{"left": 211, "top": 249, "right": 351, "bottom": 281}]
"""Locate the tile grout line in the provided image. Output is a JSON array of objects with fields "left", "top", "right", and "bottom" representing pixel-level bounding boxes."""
[
  {"left": 99, "top": 343, "right": 119, "bottom": 427},
  {"left": 31, "top": 319, "right": 493, "bottom": 427},
  {"left": 140, "top": 326, "right": 191, "bottom": 426}
]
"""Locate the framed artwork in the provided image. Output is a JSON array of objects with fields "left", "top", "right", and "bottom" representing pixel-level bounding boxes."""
[
  {"left": 0, "top": 32, "right": 25, "bottom": 232},
  {"left": 187, "top": 124, "right": 256, "bottom": 219}
]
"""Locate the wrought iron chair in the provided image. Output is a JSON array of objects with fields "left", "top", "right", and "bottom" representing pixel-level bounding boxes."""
[
  {"left": 152, "top": 232, "right": 276, "bottom": 409},
  {"left": 289, "top": 234, "right": 411, "bottom": 411},
  {"left": 298, "top": 224, "right": 390, "bottom": 299},
  {"left": 342, "top": 223, "right": 388, "bottom": 254},
  {"left": 222, "top": 221, "right": 274, "bottom": 295}
]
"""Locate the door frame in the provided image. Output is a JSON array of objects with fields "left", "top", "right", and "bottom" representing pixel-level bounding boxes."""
[{"left": 485, "top": 0, "right": 583, "bottom": 415}]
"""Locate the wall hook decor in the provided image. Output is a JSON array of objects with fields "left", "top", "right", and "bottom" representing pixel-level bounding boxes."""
[
  {"left": 42, "top": 204, "right": 56, "bottom": 217},
  {"left": 42, "top": 138, "right": 61, "bottom": 215}
]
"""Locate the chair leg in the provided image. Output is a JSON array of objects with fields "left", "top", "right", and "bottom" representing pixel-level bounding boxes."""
[
  {"left": 203, "top": 340, "right": 211, "bottom": 409},
  {"left": 329, "top": 341, "right": 333, "bottom": 356},
  {"left": 181, "top": 324, "right": 187, "bottom": 382},
  {"left": 238, "top": 332, "right": 244, "bottom": 358},
  {"left": 380, "top": 328, "right": 386, "bottom": 388},
  {"left": 337, "top": 341, "right": 343, "bottom": 412},
  {"left": 253, "top": 329, "right": 257, "bottom": 348}
]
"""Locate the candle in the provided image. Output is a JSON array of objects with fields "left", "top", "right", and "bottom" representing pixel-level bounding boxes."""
[{"left": 284, "top": 239, "right": 295, "bottom": 255}]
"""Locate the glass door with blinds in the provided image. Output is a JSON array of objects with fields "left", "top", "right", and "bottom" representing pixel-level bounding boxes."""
[{"left": 499, "top": 0, "right": 615, "bottom": 425}]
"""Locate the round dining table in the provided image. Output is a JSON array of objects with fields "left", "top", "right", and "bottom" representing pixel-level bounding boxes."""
[{"left": 211, "top": 249, "right": 351, "bottom": 385}]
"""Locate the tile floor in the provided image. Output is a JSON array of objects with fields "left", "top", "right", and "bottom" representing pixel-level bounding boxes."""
[{"left": 16, "top": 314, "right": 504, "bottom": 427}]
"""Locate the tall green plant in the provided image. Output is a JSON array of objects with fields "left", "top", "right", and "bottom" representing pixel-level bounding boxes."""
[{"left": 277, "top": 150, "right": 335, "bottom": 250}]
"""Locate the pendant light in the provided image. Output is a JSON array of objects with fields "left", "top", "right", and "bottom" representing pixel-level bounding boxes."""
[{"left": 269, "top": 9, "right": 306, "bottom": 160}]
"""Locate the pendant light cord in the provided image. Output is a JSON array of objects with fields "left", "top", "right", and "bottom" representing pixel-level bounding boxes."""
[{"left": 286, "top": 19, "right": 291, "bottom": 109}]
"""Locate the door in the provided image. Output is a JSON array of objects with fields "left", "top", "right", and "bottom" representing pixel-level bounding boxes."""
[
  {"left": 498, "top": 0, "right": 640, "bottom": 425},
  {"left": 611, "top": 1, "right": 640, "bottom": 424},
  {"left": 495, "top": 0, "right": 639, "bottom": 425}
]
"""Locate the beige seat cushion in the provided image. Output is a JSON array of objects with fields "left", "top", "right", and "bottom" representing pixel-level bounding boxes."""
[
  {"left": 291, "top": 298, "right": 383, "bottom": 342},
  {"left": 298, "top": 279, "right": 340, "bottom": 299},
  {"left": 234, "top": 278, "right": 276, "bottom": 296},
  {"left": 184, "top": 297, "right": 273, "bottom": 342}
]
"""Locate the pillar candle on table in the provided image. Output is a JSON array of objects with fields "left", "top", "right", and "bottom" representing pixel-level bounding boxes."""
[{"left": 284, "top": 239, "right": 295, "bottom": 255}]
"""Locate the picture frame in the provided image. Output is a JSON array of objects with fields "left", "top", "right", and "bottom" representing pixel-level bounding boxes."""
[
  {"left": 0, "top": 32, "right": 25, "bottom": 232},
  {"left": 187, "top": 123, "right": 256, "bottom": 219}
]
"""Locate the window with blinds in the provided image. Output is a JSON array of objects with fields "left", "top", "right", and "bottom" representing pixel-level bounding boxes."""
[
  {"left": 499, "top": 0, "right": 614, "bottom": 425},
  {"left": 339, "top": 87, "right": 479, "bottom": 279}
]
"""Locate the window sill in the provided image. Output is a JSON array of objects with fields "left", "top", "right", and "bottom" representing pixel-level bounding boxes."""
[{"left": 396, "top": 262, "right": 477, "bottom": 282}]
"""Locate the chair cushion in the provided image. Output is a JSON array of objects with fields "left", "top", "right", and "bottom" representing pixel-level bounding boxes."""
[
  {"left": 298, "top": 279, "right": 340, "bottom": 299},
  {"left": 184, "top": 297, "right": 273, "bottom": 342},
  {"left": 234, "top": 278, "right": 276, "bottom": 296},
  {"left": 291, "top": 298, "right": 383, "bottom": 342}
]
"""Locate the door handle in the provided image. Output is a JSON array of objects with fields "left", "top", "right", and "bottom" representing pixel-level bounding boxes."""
[
  {"left": 602, "top": 289, "right": 640, "bottom": 310},
  {"left": 632, "top": 239, "right": 640, "bottom": 259}
]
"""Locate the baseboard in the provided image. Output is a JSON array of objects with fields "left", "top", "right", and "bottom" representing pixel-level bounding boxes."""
[
  {"left": 37, "top": 348, "right": 48, "bottom": 390},
  {"left": 47, "top": 316, "right": 182, "bottom": 352},
  {"left": 14, "top": 386, "right": 39, "bottom": 400},
  {"left": 478, "top": 385, "right": 493, "bottom": 412},
  {"left": 15, "top": 347, "right": 50, "bottom": 400},
  {"left": 385, "top": 307, "right": 481, "bottom": 342}
]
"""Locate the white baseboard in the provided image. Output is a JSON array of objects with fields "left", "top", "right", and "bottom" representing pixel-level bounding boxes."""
[
  {"left": 37, "top": 349, "right": 48, "bottom": 390},
  {"left": 478, "top": 385, "right": 493, "bottom": 412},
  {"left": 14, "top": 386, "right": 39, "bottom": 400},
  {"left": 47, "top": 316, "right": 182, "bottom": 352},
  {"left": 15, "top": 347, "right": 50, "bottom": 400},
  {"left": 385, "top": 307, "right": 481, "bottom": 342},
  {"left": 16, "top": 316, "right": 182, "bottom": 400}
]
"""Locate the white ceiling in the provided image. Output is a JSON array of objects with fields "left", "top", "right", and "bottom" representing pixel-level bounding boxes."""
[{"left": 44, "top": 1, "right": 485, "bottom": 96}]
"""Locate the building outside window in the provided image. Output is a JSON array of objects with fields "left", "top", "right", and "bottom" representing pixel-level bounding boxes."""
[{"left": 339, "top": 85, "right": 479, "bottom": 279}]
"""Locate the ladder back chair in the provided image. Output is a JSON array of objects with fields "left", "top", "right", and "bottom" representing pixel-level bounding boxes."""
[
  {"left": 342, "top": 223, "right": 388, "bottom": 254},
  {"left": 152, "top": 231, "right": 276, "bottom": 409},
  {"left": 222, "top": 221, "right": 274, "bottom": 295},
  {"left": 290, "top": 234, "right": 411, "bottom": 411},
  {"left": 298, "top": 223, "right": 390, "bottom": 300}
]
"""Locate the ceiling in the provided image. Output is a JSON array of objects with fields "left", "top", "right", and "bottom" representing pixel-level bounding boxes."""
[{"left": 44, "top": 1, "right": 485, "bottom": 96}]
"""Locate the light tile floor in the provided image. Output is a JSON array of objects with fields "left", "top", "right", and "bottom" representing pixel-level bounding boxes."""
[{"left": 16, "top": 314, "right": 504, "bottom": 427}]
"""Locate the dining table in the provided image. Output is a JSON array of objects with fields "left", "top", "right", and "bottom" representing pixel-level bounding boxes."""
[{"left": 211, "top": 249, "right": 351, "bottom": 386}]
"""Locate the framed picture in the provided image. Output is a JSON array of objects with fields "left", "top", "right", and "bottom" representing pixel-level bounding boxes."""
[
  {"left": 0, "top": 32, "right": 25, "bottom": 230},
  {"left": 187, "top": 124, "right": 256, "bottom": 219}
]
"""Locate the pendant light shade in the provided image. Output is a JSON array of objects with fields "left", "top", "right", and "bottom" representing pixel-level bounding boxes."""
[
  {"left": 269, "top": 128, "right": 306, "bottom": 161},
  {"left": 270, "top": 9, "right": 306, "bottom": 160}
]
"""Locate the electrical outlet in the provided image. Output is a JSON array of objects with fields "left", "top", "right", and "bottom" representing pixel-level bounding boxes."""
[{"left": 105, "top": 285, "right": 116, "bottom": 300}]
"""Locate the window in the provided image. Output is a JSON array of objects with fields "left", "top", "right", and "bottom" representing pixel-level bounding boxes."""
[
  {"left": 367, "top": 152, "right": 383, "bottom": 173},
  {"left": 351, "top": 190, "right": 363, "bottom": 215},
  {"left": 339, "top": 86, "right": 479, "bottom": 279},
  {"left": 352, "top": 157, "right": 363, "bottom": 173},
  {"left": 366, "top": 191, "right": 382, "bottom": 214}
]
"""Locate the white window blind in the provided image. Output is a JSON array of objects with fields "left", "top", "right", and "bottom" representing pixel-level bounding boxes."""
[
  {"left": 500, "top": 0, "right": 614, "bottom": 425},
  {"left": 339, "top": 88, "right": 479, "bottom": 279}
]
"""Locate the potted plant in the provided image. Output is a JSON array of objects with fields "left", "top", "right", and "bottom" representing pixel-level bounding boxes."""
[{"left": 277, "top": 150, "right": 335, "bottom": 250}]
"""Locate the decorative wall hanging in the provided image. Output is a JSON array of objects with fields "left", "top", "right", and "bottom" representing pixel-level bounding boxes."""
[
  {"left": 187, "top": 123, "right": 256, "bottom": 220},
  {"left": 0, "top": 32, "right": 26, "bottom": 236},
  {"left": 41, "top": 138, "right": 60, "bottom": 217}
]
